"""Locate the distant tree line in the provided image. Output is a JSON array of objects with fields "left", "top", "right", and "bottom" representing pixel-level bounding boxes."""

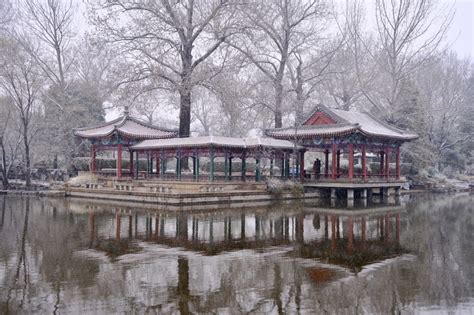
[{"left": 0, "top": 0, "right": 472, "bottom": 189}]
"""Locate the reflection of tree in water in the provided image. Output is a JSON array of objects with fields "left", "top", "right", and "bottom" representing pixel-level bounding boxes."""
[
  {"left": 0, "top": 195, "right": 5, "bottom": 231},
  {"left": 0, "top": 197, "right": 103, "bottom": 313},
  {"left": 401, "top": 195, "right": 473, "bottom": 309},
  {"left": 3, "top": 197, "right": 30, "bottom": 314},
  {"left": 1, "top": 195, "right": 472, "bottom": 313},
  {"left": 89, "top": 213, "right": 141, "bottom": 260}
]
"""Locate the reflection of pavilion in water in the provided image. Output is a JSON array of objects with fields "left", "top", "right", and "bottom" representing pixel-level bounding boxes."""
[{"left": 87, "top": 202, "right": 405, "bottom": 270}]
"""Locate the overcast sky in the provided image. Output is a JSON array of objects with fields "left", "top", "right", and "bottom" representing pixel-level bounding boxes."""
[{"left": 445, "top": 0, "right": 474, "bottom": 58}]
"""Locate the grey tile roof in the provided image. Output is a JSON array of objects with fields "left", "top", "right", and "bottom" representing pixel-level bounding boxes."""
[
  {"left": 131, "top": 136, "right": 302, "bottom": 151},
  {"left": 73, "top": 115, "right": 178, "bottom": 140},
  {"left": 266, "top": 105, "right": 418, "bottom": 141}
]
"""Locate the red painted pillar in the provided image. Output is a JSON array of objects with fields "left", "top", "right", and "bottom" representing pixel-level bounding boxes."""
[
  {"left": 117, "top": 144, "right": 123, "bottom": 178},
  {"left": 331, "top": 143, "right": 337, "bottom": 180},
  {"left": 362, "top": 145, "right": 367, "bottom": 181},
  {"left": 385, "top": 147, "right": 390, "bottom": 179},
  {"left": 91, "top": 144, "right": 96, "bottom": 174},
  {"left": 348, "top": 143, "right": 354, "bottom": 180},
  {"left": 324, "top": 149, "right": 329, "bottom": 178},
  {"left": 156, "top": 151, "right": 160, "bottom": 176},
  {"left": 396, "top": 147, "right": 401, "bottom": 180},
  {"left": 299, "top": 151, "right": 305, "bottom": 181}
]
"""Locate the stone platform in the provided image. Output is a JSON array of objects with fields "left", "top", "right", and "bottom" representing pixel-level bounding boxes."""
[
  {"left": 303, "top": 180, "right": 406, "bottom": 201},
  {"left": 66, "top": 179, "right": 318, "bottom": 206}
]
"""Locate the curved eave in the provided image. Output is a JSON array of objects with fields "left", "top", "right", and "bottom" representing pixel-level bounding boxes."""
[
  {"left": 116, "top": 129, "right": 178, "bottom": 140},
  {"left": 266, "top": 128, "right": 418, "bottom": 142},
  {"left": 265, "top": 128, "right": 359, "bottom": 139},
  {"left": 133, "top": 143, "right": 246, "bottom": 150},
  {"left": 132, "top": 142, "right": 301, "bottom": 151},
  {"left": 74, "top": 129, "right": 178, "bottom": 140},
  {"left": 358, "top": 130, "right": 419, "bottom": 142},
  {"left": 73, "top": 115, "right": 178, "bottom": 140},
  {"left": 73, "top": 117, "right": 124, "bottom": 132},
  {"left": 246, "top": 145, "right": 303, "bottom": 151}
]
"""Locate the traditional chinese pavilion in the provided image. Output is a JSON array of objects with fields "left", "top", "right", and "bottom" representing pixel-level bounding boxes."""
[
  {"left": 74, "top": 105, "right": 417, "bottom": 193},
  {"left": 73, "top": 109, "right": 177, "bottom": 177},
  {"left": 265, "top": 105, "right": 418, "bottom": 182},
  {"left": 131, "top": 136, "right": 304, "bottom": 181}
]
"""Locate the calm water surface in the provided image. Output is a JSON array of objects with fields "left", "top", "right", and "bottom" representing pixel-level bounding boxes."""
[{"left": 0, "top": 194, "right": 472, "bottom": 314}]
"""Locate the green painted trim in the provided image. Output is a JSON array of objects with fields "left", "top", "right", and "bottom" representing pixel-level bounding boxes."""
[
  {"left": 176, "top": 154, "right": 182, "bottom": 180},
  {"left": 224, "top": 153, "right": 228, "bottom": 180},
  {"left": 160, "top": 151, "right": 165, "bottom": 177},
  {"left": 196, "top": 157, "right": 200, "bottom": 180},
  {"left": 210, "top": 153, "right": 215, "bottom": 181},
  {"left": 255, "top": 158, "right": 260, "bottom": 182},
  {"left": 270, "top": 158, "right": 274, "bottom": 177},
  {"left": 285, "top": 156, "right": 290, "bottom": 179}
]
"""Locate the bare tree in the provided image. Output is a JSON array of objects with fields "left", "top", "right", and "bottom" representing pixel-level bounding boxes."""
[
  {"left": 20, "top": 0, "right": 76, "bottom": 104},
  {"left": 0, "top": 1, "right": 12, "bottom": 30},
  {"left": 191, "top": 87, "right": 221, "bottom": 135},
  {"left": 230, "top": 0, "right": 326, "bottom": 128},
  {"left": 416, "top": 53, "right": 473, "bottom": 171},
  {"left": 0, "top": 100, "right": 22, "bottom": 189},
  {"left": 73, "top": 38, "right": 118, "bottom": 107},
  {"left": 365, "top": 0, "right": 453, "bottom": 122},
  {"left": 90, "top": 0, "right": 239, "bottom": 138},
  {"left": 0, "top": 40, "right": 43, "bottom": 188},
  {"left": 287, "top": 43, "right": 338, "bottom": 124}
]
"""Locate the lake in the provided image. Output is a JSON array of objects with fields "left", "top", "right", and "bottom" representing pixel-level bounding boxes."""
[{"left": 0, "top": 194, "right": 472, "bottom": 314}]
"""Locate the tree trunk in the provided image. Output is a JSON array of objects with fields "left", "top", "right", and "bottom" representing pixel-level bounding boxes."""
[
  {"left": 1, "top": 141, "right": 9, "bottom": 190},
  {"left": 23, "top": 124, "right": 31, "bottom": 188},
  {"left": 294, "top": 58, "right": 305, "bottom": 125},
  {"left": 179, "top": 88, "right": 192, "bottom": 138},
  {"left": 274, "top": 81, "right": 283, "bottom": 128}
]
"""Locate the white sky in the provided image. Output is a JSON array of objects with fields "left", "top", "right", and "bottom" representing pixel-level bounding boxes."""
[{"left": 445, "top": 0, "right": 474, "bottom": 59}]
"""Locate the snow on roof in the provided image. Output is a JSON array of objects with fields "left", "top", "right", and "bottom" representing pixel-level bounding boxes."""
[
  {"left": 266, "top": 105, "right": 418, "bottom": 141},
  {"left": 330, "top": 108, "right": 418, "bottom": 140},
  {"left": 74, "top": 114, "right": 177, "bottom": 140},
  {"left": 131, "top": 136, "right": 301, "bottom": 151},
  {"left": 265, "top": 124, "right": 359, "bottom": 139}
]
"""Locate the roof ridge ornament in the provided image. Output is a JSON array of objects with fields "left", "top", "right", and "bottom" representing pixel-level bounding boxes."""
[{"left": 123, "top": 105, "right": 130, "bottom": 117}]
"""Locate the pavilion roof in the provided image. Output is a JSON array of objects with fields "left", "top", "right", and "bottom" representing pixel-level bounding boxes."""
[
  {"left": 131, "top": 136, "right": 302, "bottom": 151},
  {"left": 265, "top": 105, "right": 418, "bottom": 141},
  {"left": 73, "top": 114, "right": 178, "bottom": 140}
]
